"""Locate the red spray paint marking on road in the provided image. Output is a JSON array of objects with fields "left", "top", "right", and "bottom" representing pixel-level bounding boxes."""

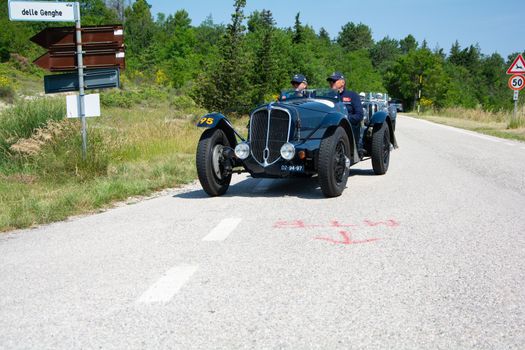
[
  {"left": 272, "top": 218, "right": 400, "bottom": 246},
  {"left": 272, "top": 220, "right": 322, "bottom": 229},
  {"left": 329, "top": 220, "right": 358, "bottom": 228},
  {"left": 363, "top": 219, "right": 400, "bottom": 227},
  {"left": 314, "top": 230, "right": 380, "bottom": 245},
  {"left": 273, "top": 219, "right": 400, "bottom": 229}
]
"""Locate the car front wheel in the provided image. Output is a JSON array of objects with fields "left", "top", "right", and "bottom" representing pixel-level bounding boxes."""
[
  {"left": 196, "top": 128, "right": 232, "bottom": 196},
  {"left": 371, "top": 122, "right": 390, "bottom": 175},
  {"left": 318, "top": 126, "right": 351, "bottom": 198}
]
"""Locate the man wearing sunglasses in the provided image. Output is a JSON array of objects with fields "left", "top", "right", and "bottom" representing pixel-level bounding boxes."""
[
  {"left": 291, "top": 74, "right": 308, "bottom": 95},
  {"left": 327, "top": 72, "right": 364, "bottom": 150}
]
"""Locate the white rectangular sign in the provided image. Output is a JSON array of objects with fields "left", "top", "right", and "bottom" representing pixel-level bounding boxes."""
[
  {"left": 514, "top": 90, "right": 519, "bottom": 101},
  {"left": 66, "top": 94, "right": 100, "bottom": 118},
  {"left": 8, "top": 1, "right": 76, "bottom": 22}
]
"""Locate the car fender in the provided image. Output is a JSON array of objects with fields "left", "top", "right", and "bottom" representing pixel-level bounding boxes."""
[
  {"left": 196, "top": 113, "right": 243, "bottom": 147},
  {"left": 368, "top": 111, "right": 398, "bottom": 149},
  {"left": 369, "top": 110, "right": 388, "bottom": 124},
  {"left": 317, "top": 113, "right": 359, "bottom": 163}
]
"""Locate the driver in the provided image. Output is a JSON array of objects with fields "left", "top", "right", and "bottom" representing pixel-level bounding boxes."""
[
  {"left": 327, "top": 71, "right": 364, "bottom": 149},
  {"left": 291, "top": 74, "right": 308, "bottom": 96}
]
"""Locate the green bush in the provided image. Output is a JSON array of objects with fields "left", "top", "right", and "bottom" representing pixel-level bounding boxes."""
[
  {"left": 33, "top": 122, "right": 110, "bottom": 181},
  {"left": 170, "top": 95, "right": 197, "bottom": 110},
  {"left": 100, "top": 89, "right": 139, "bottom": 108},
  {"left": 0, "top": 75, "right": 16, "bottom": 102},
  {"left": 100, "top": 87, "right": 169, "bottom": 108},
  {"left": 0, "top": 98, "right": 65, "bottom": 162}
]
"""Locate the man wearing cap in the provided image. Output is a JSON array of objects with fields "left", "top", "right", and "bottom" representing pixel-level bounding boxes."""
[
  {"left": 291, "top": 74, "right": 308, "bottom": 96},
  {"left": 327, "top": 71, "right": 364, "bottom": 149}
]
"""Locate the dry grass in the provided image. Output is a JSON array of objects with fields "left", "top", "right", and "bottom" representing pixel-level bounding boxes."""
[
  {"left": 9, "top": 119, "right": 71, "bottom": 155},
  {"left": 434, "top": 106, "right": 509, "bottom": 123},
  {"left": 409, "top": 106, "right": 525, "bottom": 142},
  {"left": 0, "top": 99, "right": 222, "bottom": 232}
]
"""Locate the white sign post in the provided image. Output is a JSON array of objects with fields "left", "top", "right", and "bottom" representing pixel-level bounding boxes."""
[
  {"left": 507, "top": 54, "right": 525, "bottom": 127},
  {"left": 66, "top": 94, "right": 100, "bottom": 118},
  {"left": 8, "top": 1, "right": 91, "bottom": 160}
]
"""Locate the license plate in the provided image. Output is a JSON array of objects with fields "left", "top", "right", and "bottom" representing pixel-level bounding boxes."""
[{"left": 281, "top": 165, "right": 304, "bottom": 172}]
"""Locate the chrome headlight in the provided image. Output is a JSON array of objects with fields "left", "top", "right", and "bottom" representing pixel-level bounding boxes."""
[
  {"left": 280, "top": 142, "right": 295, "bottom": 160},
  {"left": 234, "top": 142, "right": 250, "bottom": 160}
]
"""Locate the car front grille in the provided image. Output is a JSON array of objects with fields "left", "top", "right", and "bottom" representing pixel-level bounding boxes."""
[{"left": 250, "top": 108, "right": 291, "bottom": 166}]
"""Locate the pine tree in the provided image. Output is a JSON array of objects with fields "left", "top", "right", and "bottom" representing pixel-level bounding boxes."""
[
  {"left": 318, "top": 27, "right": 330, "bottom": 43},
  {"left": 292, "top": 13, "right": 304, "bottom": 44},
  {"left": 193, "top": 0, "right": 251, "bottom": 115},
  {"left": 399, "top": 34, "right": 418, "bottom": 54},
  {"left": 250, "top": 10, "right": 277, "bottom": 104}
]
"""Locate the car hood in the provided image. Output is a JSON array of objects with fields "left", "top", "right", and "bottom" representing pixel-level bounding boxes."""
[{"left": 277, "top": 98, "right": 340, "bottom": 114}]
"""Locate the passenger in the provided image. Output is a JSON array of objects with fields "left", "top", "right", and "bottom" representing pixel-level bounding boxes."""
[
  {"left": 327, "top": 71, "right": 364, "bottom": 150},
  {"left": 291, "top": 74, "right": 308, "bottom": 96}
]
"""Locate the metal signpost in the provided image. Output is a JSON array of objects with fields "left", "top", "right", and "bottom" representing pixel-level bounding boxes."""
[
  {"left": 506, "top": 54, "right": 525, "bottom": 126},
  {"left": 8, "top": 1, "right": 124, "bottom": 160}
]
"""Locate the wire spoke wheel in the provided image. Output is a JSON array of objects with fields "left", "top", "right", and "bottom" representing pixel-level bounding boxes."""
[{"left": 333, "top": 140, "right": 347, "bottom": 184}]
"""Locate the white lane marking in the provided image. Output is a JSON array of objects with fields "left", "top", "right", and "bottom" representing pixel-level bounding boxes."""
[
  {"left": 400, "top": 115, "right": 502, "bottom": 143},
  {"left": 253, "top": 178, "right": 273, "bottom": 192},
  {"left": 136, "top": 265, "right": 198, "bottom": 304},
  {"left": 202, "top": 218, "right": 242, "bottom": 241}
]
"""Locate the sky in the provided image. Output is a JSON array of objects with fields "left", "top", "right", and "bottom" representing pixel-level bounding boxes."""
[{"left": 148, "top": 0, "right": 524, "bottom": 59}]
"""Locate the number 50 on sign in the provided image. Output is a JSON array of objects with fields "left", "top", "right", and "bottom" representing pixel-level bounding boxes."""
[{"left": 508, "top": 74, "right": 524, "bottom": 91}]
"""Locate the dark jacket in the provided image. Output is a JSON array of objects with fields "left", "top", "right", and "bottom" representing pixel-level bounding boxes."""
[{"left": 339, "top": 88, "right": 363, "bottom": 125}]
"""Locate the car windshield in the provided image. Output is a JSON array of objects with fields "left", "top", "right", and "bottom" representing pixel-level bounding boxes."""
[
  {"left": 279, "top": 88, "right": 340, "bottom": 101},
  {"left": 362, "top": 92, "right": 389, "bottom": 103}
]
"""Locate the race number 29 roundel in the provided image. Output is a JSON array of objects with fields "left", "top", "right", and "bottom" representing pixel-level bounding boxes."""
[{"left": 508, "top": 75, "right": 525, "bottom": 91}]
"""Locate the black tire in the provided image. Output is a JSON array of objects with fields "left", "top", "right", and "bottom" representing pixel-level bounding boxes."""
[
  {"left": 318, "top": 126, "right": 351, "bottom": 198},
  {"left": 196, "top": 128, "right": 232, "bottom": 196},
  {"left": 371, "top": 122, "right": 390, "bottom": 175}
]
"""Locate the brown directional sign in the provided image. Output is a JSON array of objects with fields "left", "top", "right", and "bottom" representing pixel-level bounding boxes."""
[
  {"left": 34, "top": 49, "right": 125, "bottom": 71},
  {"left": 31, "top": 24, "right": 125, "bottom": 71},
  {"left": 30, "top": 25, "right": 124, "bottom": 50}
]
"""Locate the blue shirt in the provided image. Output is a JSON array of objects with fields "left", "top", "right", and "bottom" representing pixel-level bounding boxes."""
[{"left": 340, "top": 89, "right": 363, "bottom": 125}]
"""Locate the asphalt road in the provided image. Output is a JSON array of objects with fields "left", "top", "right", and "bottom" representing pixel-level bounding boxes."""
[{"left": 1, "top": 115, "right": 525, "bottom": 349}]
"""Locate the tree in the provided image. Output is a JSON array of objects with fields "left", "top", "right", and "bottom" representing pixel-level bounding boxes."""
[
  {"left": 79, "top": 0, "right": 119, "bottom": 25},
  {"left": 247, "top": 10, "right": 278, "bottom": 104},
  {"left": 370, "top": 36, "right": 400, "bottom": 71},
  {"left": 192, "top": 0, "right": 251, "bottom": 115},
  {"left": 292, "top": 13, "right": 304, "bottom": 44},
  {"left": 385, "top": 48, "right": 448, "bottom": 109},
  {"left": 106, "top": 0, "right": 125, "bottom": 22},
  {"left": 337, "top": 22, "right": 373, "bottom": 52},
  {"left": 318, "top": 27, "right": 330, "bottom": 44},
  {"left": 399, "top": 34, "right": 418, "bottom": 54},
  {"left": 156, "top": 10, "right": 199, "bottom": 88},
  {"left": 124, "top": 0, "right": 156, "bottom": 71}
]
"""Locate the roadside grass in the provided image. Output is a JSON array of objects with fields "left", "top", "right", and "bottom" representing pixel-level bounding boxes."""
[
  {"left": 0, "top": 91, "right": 245, "bottom": 231},
  {"left": 0, "top": 61, "right": 44, "bottom": 102},
  {"left": 406, "top": 106, "right": 525, "bottom": 142}
]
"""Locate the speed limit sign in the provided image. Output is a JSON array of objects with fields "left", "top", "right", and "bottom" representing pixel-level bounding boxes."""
[{"left": 508, "top": 74, "right": 525, "bottom": 91}]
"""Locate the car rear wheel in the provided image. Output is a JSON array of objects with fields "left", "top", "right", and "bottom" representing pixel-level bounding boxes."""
[
  {"left": 318, "top": 126, "right": 350, "bottom": 198},
  {"left": 196, "top": 128, "right": 232, "bottom": 196},
  {"left": 371, "top": 122, "right": 390, "bottom": 175}
]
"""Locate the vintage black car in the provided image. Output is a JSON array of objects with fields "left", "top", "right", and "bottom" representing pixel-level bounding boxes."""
[{"left": 195, "top": 89, "right": 397, "bottom": 198}]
